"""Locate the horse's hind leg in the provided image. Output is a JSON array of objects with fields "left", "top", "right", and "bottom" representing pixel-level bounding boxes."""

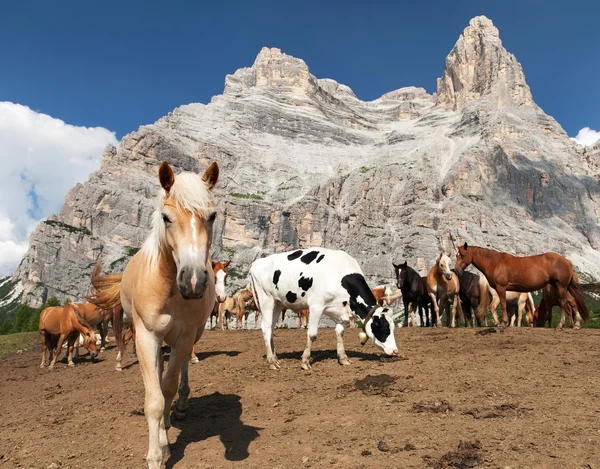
[
  {"left": 40, "top": 330, "right": 48, "bottom": 368},
  {"left": 113, "top": 306, "right": 125, "bottom": 371},
  {"left": 556, "top": 284, "right": 569, "bottom": 330},
  {"left": 190, "top": 341, "right": 199, "bottom": 365}
]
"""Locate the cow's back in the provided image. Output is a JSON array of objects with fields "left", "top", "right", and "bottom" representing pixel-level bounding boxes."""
[{"left": 250, "top": 248, "right": 362, "bottom": 311}]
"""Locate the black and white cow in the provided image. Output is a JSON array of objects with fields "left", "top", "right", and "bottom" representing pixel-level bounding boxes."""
[{"left": 249, "top": 247, "right": 399, "bottom": 370}]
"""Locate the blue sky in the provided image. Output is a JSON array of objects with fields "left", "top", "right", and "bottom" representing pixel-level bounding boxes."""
[{"left": 1, "top": 0, "right": 598, "bottom": 138}]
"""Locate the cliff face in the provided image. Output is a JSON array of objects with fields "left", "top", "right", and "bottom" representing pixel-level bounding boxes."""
[{"left": 11, "top": 16, "right": 600, "bottom": 306}]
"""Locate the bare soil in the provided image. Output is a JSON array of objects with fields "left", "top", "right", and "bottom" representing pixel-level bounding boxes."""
[{"left": 1, "top": 327, "right": 599, "bottom": 468}]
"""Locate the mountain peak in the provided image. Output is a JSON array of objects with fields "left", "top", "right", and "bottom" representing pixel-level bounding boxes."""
[{"left": 436, "top": 15, "right": 533, "bottom": 111}]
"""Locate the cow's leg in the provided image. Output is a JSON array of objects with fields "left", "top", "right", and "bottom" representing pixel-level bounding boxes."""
[
  {"left": 335, "top": 323, "right": 351, "bottom": 366},
  {"left": 260, "top": 299, "right": 281, "bottom": 370},
  {"left": 40, "top": 330, "right": 48, "bottom": 368},
  {"left": 301, "top": 306, "right": 322, "bottom": 370}
]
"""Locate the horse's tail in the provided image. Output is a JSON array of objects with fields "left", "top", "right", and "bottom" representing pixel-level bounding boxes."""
[
  {"left": 476, "top": 275, "right": 491, "bottom": 321},
  {"left": 86, "top": 264, "right": 123, "bottom": 312},
  {"left": 568, "top": 277, "right": 590, "bottom": 321}
]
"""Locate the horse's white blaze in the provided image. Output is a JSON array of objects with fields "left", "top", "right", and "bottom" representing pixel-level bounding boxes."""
[{"left": 215, "top": 269, "right": 227, "bottom": 302}]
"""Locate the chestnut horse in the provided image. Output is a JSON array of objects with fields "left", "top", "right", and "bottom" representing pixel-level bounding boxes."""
[
  {"left": 455, "top": 243, "right": 589, "bottom": 328},
  {"left": 72, "top": 302, "right": 112, "bottom": 352},
  {"left": 39, "top": 304, "right": 98, "bottom": 368},
  {"left": 87, "top": 160, "right": 219, "bottom": 469},
  {"left": 426, "top": 253, "right": 465, "bottom": 327},
  {"left": 535, "top": 281, "right": 586, "bottom": 329}
]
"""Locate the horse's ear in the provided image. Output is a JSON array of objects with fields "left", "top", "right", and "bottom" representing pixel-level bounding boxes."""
[
  {"left": 463, "top": 242, "right": 468, "bottom": 250},
  {"left": 159, "top": 161, "right": 175, "bottom": 193},
  {"left": 392, "top": 262, "right": 399, "bottom": 270},
  {"left": 202, "top": 162, "right": 219, "bottom": 190},
  {"left": 402, "top": 261, "right": 407, "bottom": 267},
  {"left": 223, "top": 260, "right": 231, "bottom": 269}
]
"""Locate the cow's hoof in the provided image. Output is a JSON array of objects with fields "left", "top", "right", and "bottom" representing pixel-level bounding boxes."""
[
  {"left": 338, "top": 357, "right": 352, "bottom": 366},
  {"left": 301, "top": 361, "right": 312, "bottom": 371}
]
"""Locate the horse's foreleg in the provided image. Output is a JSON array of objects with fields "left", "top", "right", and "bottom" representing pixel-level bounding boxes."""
[
  {"left": 190, "top": 341, "right": 199, "bottom": 365},
  {"left": 402, "top": 300, "right": 409, "bottom": 327},
  {"left": 40, "top": 331, "right": 48, "bottom": 368},
  {"left": 496, "top": 288, "right": 509, "bottom": 326},
  {"left": 67, "top": 338, "right": 76, "bottom": 367},
  {"left": 428, "top": 293, "right": 442, "bottom": 327},
  {"left": 49, "top": 335, "right": 66, "bottom": 368},
  {"left": 136, "top": 326, "right": 166, "bottom": 468},
  {"left": 335, "top": 323, "right": 351, "bottom": 366}
]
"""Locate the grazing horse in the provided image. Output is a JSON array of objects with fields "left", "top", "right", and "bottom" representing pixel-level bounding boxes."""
[
  {"left": 426, "top": 253, "right": 465, "bottom": 327},
  {"left": 235, "top": 287, "right": 255, "bottom": 329},
  {"left": 39, "top": 304, "right": 98, "bottom": 368},
  {"left": 87, "top": 160, "right": 219, "bottom": 469},
  {"left": 455, "top": 243, "right": 589, "bottom": 328},
  {"left": 393, "top": 262, "right": 432, "bottom": 327},
  {"left": 72, "top": 302, "right": 112, "bottom": 352},
  {"left": 250, "top": 247, "right": 399, "bottom": 370},
  {"left": 534, "top": 282, "right": 585, "bottom": 329}
]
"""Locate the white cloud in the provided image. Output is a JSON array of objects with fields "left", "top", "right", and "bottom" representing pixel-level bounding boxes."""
[
  {"left": 0, "top": 102, "right": 118, "bottom": 276},
  {"left": 571, "top": 127, "right": 600, "bottom": 147}
]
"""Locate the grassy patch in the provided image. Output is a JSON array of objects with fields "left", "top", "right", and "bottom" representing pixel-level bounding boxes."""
[
  {"left": 221, "top": 246, "right": 237, "bottom": 259},
  {"left": 227, "top": 266, "right": 246, "bottom": 282},
  {"left": 277, "top": 185, "right": 300, "bottom": 191},
  {"left": 230, "top": 192, "right": 264, "bottom": 200},
  {"left": 43, "top": 220, "right": 92, "bottom": 236},
  {"left": 124, "top": 246, "right": 140, "bottom": 257},
  {"left": 0, "top": 331, "right": 38, "bottom": 357},
  {"left": 109, "top": 256, "right": 127, "bottom": 269}
]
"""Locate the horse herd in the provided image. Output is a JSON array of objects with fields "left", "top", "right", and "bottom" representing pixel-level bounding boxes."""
[{"left": 34, "top": 161, "right": 592, "bottom": 469}]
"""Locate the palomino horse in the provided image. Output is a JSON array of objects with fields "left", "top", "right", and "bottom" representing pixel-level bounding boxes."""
[
  {"left": 39, "top": 304, "right": 98, "bottom": 368},
  {"left": 191, "top": 260, "right": 229, "bottom": 363},
  {"left": 72, "top": 302, "right": 112, "bottom": 352},
  {"left": 455, "top": 243, "right": 589, "bottom": 328},
  {"left": 426, "top": 253, "right": 465, "bottom": 327},
  {"left": 393, "top": 262, "right": 432, "bottom": 327},
  {"left": 235, "top": 286, "right": 255, "bottom": 329},
  {"left": 87, "top": 160, "right": 219, "bottom": 469}
]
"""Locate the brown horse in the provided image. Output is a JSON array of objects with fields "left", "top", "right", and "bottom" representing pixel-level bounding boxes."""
[
  {"left": 72, "top": 302, "right": 112, "bottom": 352},
  {"left": 455, "top": 243, "right": 589, "bottom": 328},
  {"left": 235, "top": 286, "right": 255, "bottom": 329},
  {"left": 535, "top": 282, "right": 585, "bottom": 329},
  {"left": 87, "top": 160, "right": 219, "bottom": 468},
  {"left": 426, "top": 253, "right": 465, "bottom": 327},
  {"left": 39, "top": 304, "right": 98, "bottom": 368}
]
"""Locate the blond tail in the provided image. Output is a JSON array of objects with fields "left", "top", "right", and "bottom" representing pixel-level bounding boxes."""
[{"left": 86, "top": 264, "right": 123, "bottom": 312}]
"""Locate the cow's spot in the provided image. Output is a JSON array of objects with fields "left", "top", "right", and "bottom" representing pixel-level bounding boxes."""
[
  {"left": 273, "top": 270, "right": 282, "bottom": 289},
  {"left": 300, "top": 251, "right": 319, "bottom": 264},
  {"left": 316, "top": 254, "right": 325, "bottom": 263},
  {"left": 287, "top": 250, "right": 303, "bottom": 261},
  {"left": 298, "top": 276, "right": 313, "bottom": 292},
  {"left": 286, "top": 291, "right": 297, "bottom": 303},
  {"left": 342, "top": 301, "right": 348, "bottom": 307},
  {"left": 370, "top": 313, "right": 391, "bottom": 343},
  {"left": 301, "top": 292, "right": 305, "bottom": 297}
]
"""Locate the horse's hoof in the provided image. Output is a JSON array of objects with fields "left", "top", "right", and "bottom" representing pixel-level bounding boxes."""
[
  {"left": 40, "top": 364, "right": 46, "bottom": 369},
  {"left": 115, "top": 366, "right": 123, "bottom": 372},
  {"left": 48, "top": 365, "right": 54, "bottom": 370},
  {"left": 574, "top": 324, "right": 581, "bottom": 330},
  {"left": 269, "top": 363, "right": 281, "bottom": 371},
  {"left": 190, "top": 356, "right": 199, "bottom": 365},
  {"left": 100, "top": 347, "right": 106, "bottom": 353},
  {"left": 68, "top": 362, "right": 75, "bottom": 367},
  {"left": 338, "top": 357, "right": 352, "bottom": 366}
]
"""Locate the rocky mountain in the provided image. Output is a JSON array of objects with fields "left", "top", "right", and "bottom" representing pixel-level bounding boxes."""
[{"left": 8, "top": 15, "right": 600, "bottom": 307}]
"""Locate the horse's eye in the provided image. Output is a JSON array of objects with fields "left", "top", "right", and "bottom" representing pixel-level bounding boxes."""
[{"left": 162, "top": 214, "right": 171, "bottom": 225}]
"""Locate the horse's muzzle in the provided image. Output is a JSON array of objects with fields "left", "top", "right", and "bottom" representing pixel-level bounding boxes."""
[
  {"left": 444, "top": 272, "right": 452, "bottom": 280},
  {"left": 178, "top": 267, "right": 208, "bottom": 299}
]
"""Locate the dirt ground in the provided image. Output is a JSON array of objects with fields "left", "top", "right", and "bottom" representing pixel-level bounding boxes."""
[{"left": 1, "top": 327, "right": 599, "bottom": 469}]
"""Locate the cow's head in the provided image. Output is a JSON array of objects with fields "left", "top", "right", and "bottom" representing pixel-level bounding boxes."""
[{"left": 358, "top": 307, "right": 399, "bottom": 356}]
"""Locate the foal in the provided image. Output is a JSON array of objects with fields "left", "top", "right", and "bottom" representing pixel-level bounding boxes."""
[{"left": 88, "top": 161, "right": 219, "bottom": 469}]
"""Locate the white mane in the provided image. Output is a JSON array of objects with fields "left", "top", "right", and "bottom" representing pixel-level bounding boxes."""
[{"left": 141, "top": 171, "right": 216, "bottom": 270}]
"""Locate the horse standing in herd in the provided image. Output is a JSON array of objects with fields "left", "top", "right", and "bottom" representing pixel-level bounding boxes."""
[
  {"left": 88, "top": 161, "right": 220, "bottom": 469},
  {"left": 427, "top": 253, "right": 465, "bottom": 327},
  {"left": 454, "top": 243, "right": 589, "bottom": 328}
]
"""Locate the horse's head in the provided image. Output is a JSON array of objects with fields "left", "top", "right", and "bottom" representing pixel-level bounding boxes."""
[
  {"left": 82, "top": 331, "right": 98, "bottom": 358},
  {"left": 437, "top": 253, "right": 453, "bottom": 281},
  {"left": 454, "top": 242, "right": 472, "bottom": 274},
  {"left": 158, "top": 161, "right": 219, "bottom": 299},
  {"left": 392, "top": 261, "right": 408, "bottom": 289},
  {"left": 358, "top": 307, "right": 399, "bottom": 356},
  {"left": 213, "top": 260, "right": 230, "bottom": 303}
]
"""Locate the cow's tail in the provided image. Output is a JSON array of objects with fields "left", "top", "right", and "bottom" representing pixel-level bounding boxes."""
[{"left": 568, "top": 277, "right": 590, "bottom": 321}]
